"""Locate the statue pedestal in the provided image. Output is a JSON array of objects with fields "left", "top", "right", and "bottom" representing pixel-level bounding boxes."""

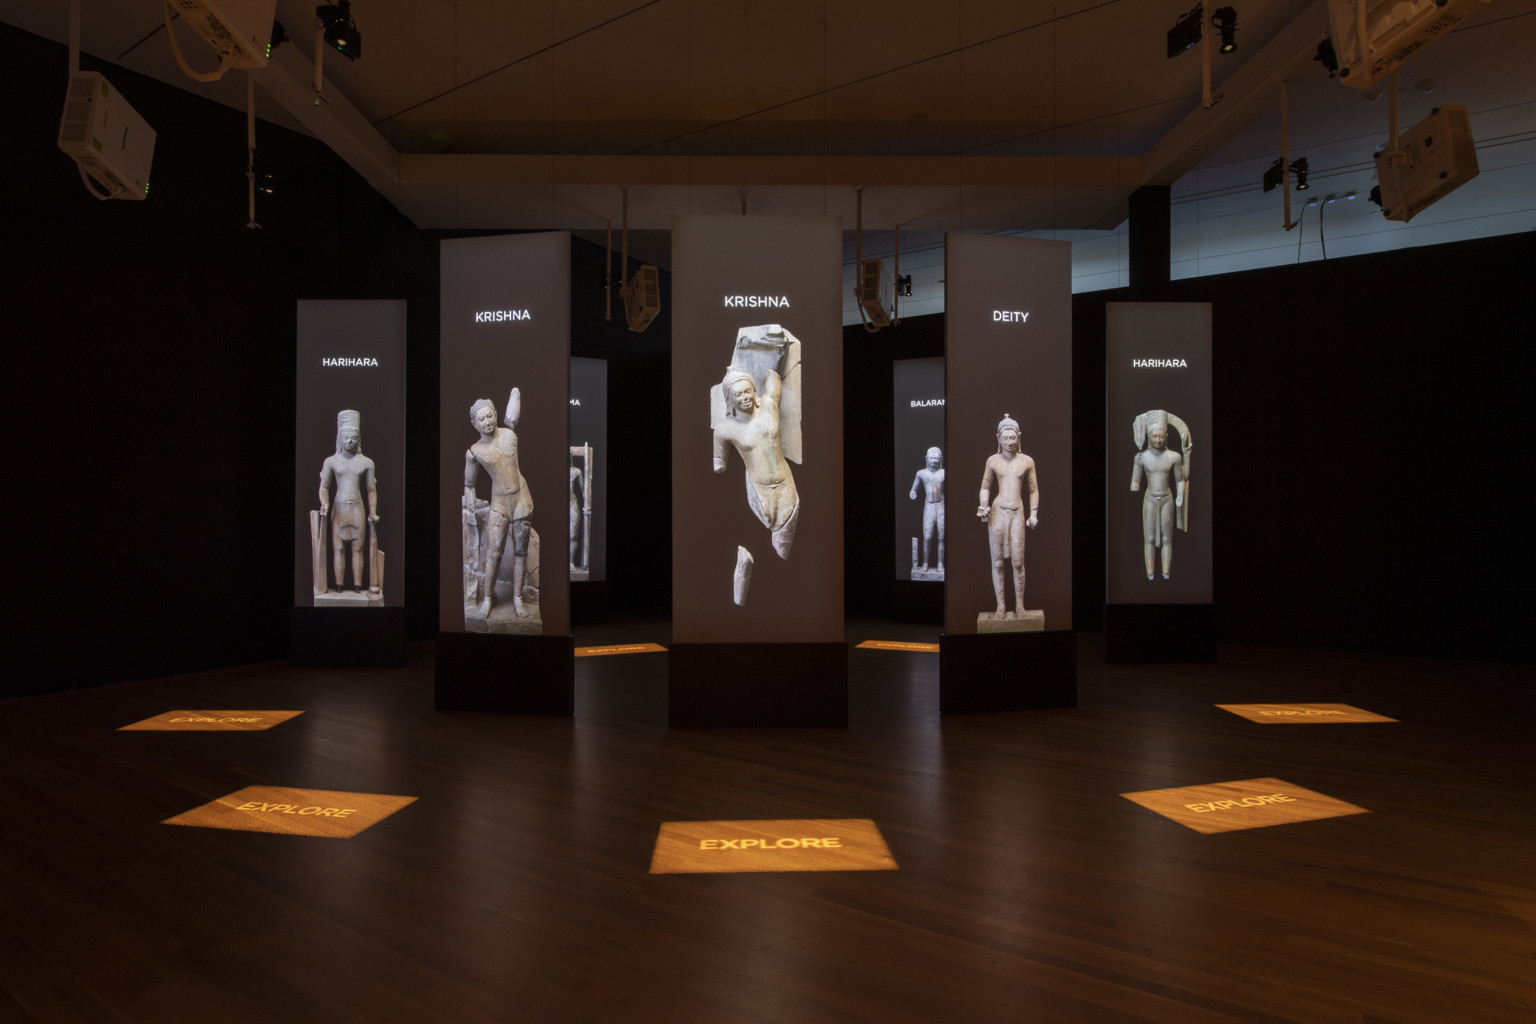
[
  {"left": 1104, "top": 603, "right": 1216, "bottom": 663},
  {"left": 910, "top": 566, "right": 945, "bottom": 582},
  {"left": 669, "top": 643, "right": 847, "bottom": 728},
  {"left": 465, "top": 604, "right": 543, "bottom": 635},
  {"left": 434, "top": 632, "right": 573, "bottom": 715},
  {"left": 976, "top": 610, "right": 1044, "bottom": 632},
  {"left": 290, "top": 606, "right": 407, "bottom": 667},
  {"left": 939, "top": 630, "right": 1075, "bottom": 714},
  {"left": 314, "top": 589, "right": 384, "bottom": 608}
]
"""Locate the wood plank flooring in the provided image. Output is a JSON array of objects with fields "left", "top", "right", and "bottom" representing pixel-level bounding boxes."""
[{"left": 1, "top": 619, "right": 1531, "bottom": 1023}]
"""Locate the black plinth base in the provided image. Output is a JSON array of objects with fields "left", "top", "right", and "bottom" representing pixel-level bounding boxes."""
[
  {"left": 891, "top": 579, "right": 943, "bottom": 624},
  {"left": 669, "top": 642, "right": 848, "bottom": 728},
  {"left": 939, "top": 630, "right": 1077, "bottom": 714},
  {"left": 570, "top": 580, "right": 609, "bottom": 625},
  {"left": 434, "top": 631, "right": 574, "bottom": 715},
  {"left": 1104, "top": 603, "right": 1216, "bottom": 663},
  {"left": 290, "top": 606, "right": 408, "bottom": 667}
]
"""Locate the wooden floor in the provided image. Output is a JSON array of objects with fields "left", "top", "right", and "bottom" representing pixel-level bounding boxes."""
[{"left": 1, "top": 619, "right": 1532, "bottom": 1024}]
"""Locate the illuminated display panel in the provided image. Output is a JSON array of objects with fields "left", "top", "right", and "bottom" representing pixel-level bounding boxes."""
[
  {"left": 1216, "top": 703, "right": 1398, "bottom": 723},
  {"left": 163, "top": 786, "right": 417, "bottom": 838},
  {"left": 855, "top": 640, "right": 939, "bottom": 652},
  {"left": 1106, "top": 302, "right": 1213, "bottom": 605},
  {"left": 569, "top": 357, "right": 607, "bottom": 582},
  {"left": 649, "top": 818, "right": 898, "bottom": 874},
  {"left": 293, "top": 301, "right": 406, "bottom": 608},
  {"left": 1120, "top": 777, "right": 1369, "bottom": 834},
  {"left": 438, "top": 234, "right": 570, "bottom": 636},
  {"left": 119, "top": 710, "right": 305, "bottom": 731},
  {"left": 944, "top": 234, "right": 1073, "bottom": 635},
  {"left": 670, "top": 216, "right": 843, "bottom": 643},
  {"left": 892, "top": 357, "right": 946, "bottom": 581}
]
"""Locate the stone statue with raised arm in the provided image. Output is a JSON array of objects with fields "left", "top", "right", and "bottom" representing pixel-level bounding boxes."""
[
  {"left": 909, "top": 446, "right": 945, "bottom": 581},
  {"left": 710, "top": 324, "right": 802, "bottom": 605},
  {"left": 976, "top": 414, "right": 1042, "bottom": 631},
  {"left": 1130, "top": 409, "right": 1191, "bottom": 580},
  {"left": 311, "top": 409, "right": 384, "bottom": 606},
  {"left": 462, "top": 388, "right": 541, "bottom": 632}
]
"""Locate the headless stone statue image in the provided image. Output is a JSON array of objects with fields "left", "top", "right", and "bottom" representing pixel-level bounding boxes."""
[
  {"left": 909, "top": 446, "right": 945, "bottom": 581},
  {"left": 311, "top": 409, "right": 384, "bottom": 607},
  {"left": 1130, "top": 410, "right": 1192, "bottom": 580},
  {"left": 569, "top": 443, "right": 592, "bottom": 582},
  {"left": 710, "top": 324, "right": 803, "bottom": 606},
  {"left": 462, "top": 388, "right": 542, "bottom": 633},
  {"left": 976, "top": 414, "right": 1043, "bottom": 632}
]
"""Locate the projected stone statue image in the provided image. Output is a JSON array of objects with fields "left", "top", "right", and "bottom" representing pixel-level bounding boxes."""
[
  {"left": 1130, "top": 409, "right": 1191, "bottom": 580},
  {"left": 976, "top": 414, "right": 1042, "bottom": 631},
  {"left": 908, "top": 446, "right": 945, "bottom": 581},
  {"left": 710, "top": 324, "right": 803, "bottom": 605},
  {"left": 569, "top": 443, "right": 592, "bottom": 581},
  {"left": 311, "top": 409, "right": 384, "bottom": 607},
  {"left": 462, "top": 388, "right": 541, "bottom": 633}
]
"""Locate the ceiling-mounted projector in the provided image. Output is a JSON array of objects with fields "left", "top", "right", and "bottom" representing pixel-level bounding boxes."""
[
  {"left": 57, "top": 72, "right": 155, "bottom": 200},
  {"left": 1326, "top": 0, "right": 1489, "bottom": 90},
  {"left": 164, "top": 0, "right": 278, "bottom": 74},
  {"left": 1373, "top": 104, "right": 1479, "bottom": 222},
  {"left": 858, "top": 257, "right": 894, "bottom": 327}
]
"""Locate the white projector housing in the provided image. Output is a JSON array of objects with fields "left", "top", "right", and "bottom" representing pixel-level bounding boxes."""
[
  {"left": 1374, "top": 104, "right": 1479, "bottom": 222},
  {"left": 625, "top": 265, "right": 661, "bottom": 332},
  {"left": 166, "top": 0, "right": 277, "bottom": 70},
  {"left": 858, "top": 257, "right": 893, "bottom": 327},
  {"left": 57, "top": 73, "right": 156, "bottom": 200},
  {"left": 1327, "top": 0, "right": 1490, "bottom": 90}
]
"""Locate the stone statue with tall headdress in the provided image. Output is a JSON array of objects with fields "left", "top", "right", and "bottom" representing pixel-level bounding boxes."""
[
  {"left": 312, "top": 409, "right": 384, "bottom": 606},
  {"left": 1130, "top": 409, "right": 1191, "bottom": 580}
]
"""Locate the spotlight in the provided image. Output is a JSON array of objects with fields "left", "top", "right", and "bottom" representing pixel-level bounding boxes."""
[
  {"left": 1290, "top": 158, "right": 1310, "bottom": 190},
  {"left": 250, "top": 150, "right": 275, "bottom": 194},
  {"left": 1210, "top": 7, "right": 1238, "bottom": 53},
  {"left": 316, "top": 1, "right": 361, "bottom": 60},
  {"left": 896, "top": 274, "right": 913, "bottom": 298},
  {"left": 1262, "top": 157, "right": 1285, "bottom": 193},
  {"left": 1313, "top": 39, "right": 1338, "bottom": 77},
  {"left": 268, "top": 20, "right": 289, "bottom": 59},
  {"left": 1167, "top": 4, "right": 1204, "bottom": 59}
]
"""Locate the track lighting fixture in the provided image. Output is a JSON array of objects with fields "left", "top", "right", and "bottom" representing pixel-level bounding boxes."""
[
  {"left": 316, "top": 1, "right": 361, "bottom": 59},
  {"left": 1210, "top": 7, "right": 1238, "bottom": 53},
  {"left": 897, "top": 275, "right": 913, "bottom": 298},
  {"left": 1262, "top": 157, "right": 1311, "bottom": 192},
  {"left": 1290, "top": 158, "right": 1310, "bottom": 190}
]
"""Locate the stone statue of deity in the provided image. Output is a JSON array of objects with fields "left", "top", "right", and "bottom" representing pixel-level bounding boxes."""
[
  {"left": 462, "top": 388, "right": 541, "bottom": 633},
  {"left": 908, "top": 446, "right": 945, "bottom": 581},
  {"left": 976, "top": 414, "right": 1042, "bottom": 631},
  {"left": 568, "top": 443, "right": 592, "bottom": 581},
  {"left": 1130, "top": 409, "right": 1191, "bottom": 580},
  {"left": 311, "top": 409, "right": 384, "bottom": 606},
  {"left": 710, "top": 324, "right": 803, "bottom": 605}
]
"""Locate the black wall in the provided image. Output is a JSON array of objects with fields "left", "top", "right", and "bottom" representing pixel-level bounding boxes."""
[
  {"left": 842, "top": 230, "right": 1535, "bottom": 662},
  {"left": 3, "top": 21, "right": 1527, "bottom": 700}
]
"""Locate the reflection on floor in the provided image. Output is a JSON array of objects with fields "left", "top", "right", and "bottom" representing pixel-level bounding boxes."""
[{"left": 1, "top": 615, "right": 1530, "bottom": 1023}]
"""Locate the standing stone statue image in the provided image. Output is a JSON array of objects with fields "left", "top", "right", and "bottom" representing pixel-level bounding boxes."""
[
  {"left": 311, "top": 409, "right": 384, "bottom": 606},
  {"left": 462, "top": 388, "right": 541, "bottom": 633},
  {"left": 976, "top": 414, "right": 1042, "bottom": 631},
  {"left": 908, "top": 446, "right": 946, "bottom": 581},
  {"left": 1130, "top": 409, "right": 1191, "bottom": 580},
  {"left": 569, "top": 443, "right": 592, "bottom": 581},
  {"left": 710, "top": 324, "right": 803, "bottom": 605}
]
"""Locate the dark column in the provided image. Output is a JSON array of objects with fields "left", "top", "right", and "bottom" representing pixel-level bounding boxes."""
[{"left": 1128, "top": 185, "right": 1171, "bottom": 296}]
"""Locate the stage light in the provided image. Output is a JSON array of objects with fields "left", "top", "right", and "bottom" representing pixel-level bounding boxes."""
[
  {"left": 268, "top": 20, "right": 289, "bottom": 59},
  {"left": 1211, "top": 7, "right": 1238, "bottom": 53},
  {"left": 316, "top": 1, "right": 361, "bottom": 60},
  {"left": 250, "top": 150, "right": 275, "bottom": 194},
  {"left": 897, "top": 274, "right": 913, "bottom": 298},
  {"left": 1290, "top": 158, "right": 1310, "bottom": 190},
  {"left": 1167, "top": 4, "right": 1204, "bottom": 59}
]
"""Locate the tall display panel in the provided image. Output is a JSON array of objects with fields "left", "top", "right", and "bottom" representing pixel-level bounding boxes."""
[
  {"left": 670, "top": 215, "right": 845, "bottom": 726},
  {"left": 1105, "top": 302, "right": 1215, "bottom": 661},
  {"left": 290, "top": 300, "right": 407, "bottom": 666},
  {"left": 435, "top": 233, "right": 573, "bottom": 713},
  {"left": 891, "top": 358, "right": 946, "bottom": 623},
  {"left": 569, "top": 356, "right": 607, "bottom": 622},
  {"left": 941, "top": 233, "right": 1075, "bottom": 711}
]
